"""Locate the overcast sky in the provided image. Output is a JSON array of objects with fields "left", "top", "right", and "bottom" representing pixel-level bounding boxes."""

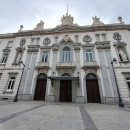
[{"left": 0, "top": 0, "right": 130, "bottom": 34}]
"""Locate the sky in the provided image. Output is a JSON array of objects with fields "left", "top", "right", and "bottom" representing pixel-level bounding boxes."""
[{"left": 0, "top": 0, "right": 130, "bottom": 34}]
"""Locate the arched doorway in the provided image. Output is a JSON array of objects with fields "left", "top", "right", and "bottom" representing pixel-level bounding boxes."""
[
  {"left": 86, "top": 73, "right": 101, "bottom": 103},
  {"left": 60, "top": 73, "right": 72, "bottom": 102},
  {"left": 34, "top": 73, "right": 47, "bottom": 101}
]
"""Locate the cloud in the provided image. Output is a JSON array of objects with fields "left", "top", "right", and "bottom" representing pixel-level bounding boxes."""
[{"left": 0, "top": 0, "right": 130, "bottom": 34}]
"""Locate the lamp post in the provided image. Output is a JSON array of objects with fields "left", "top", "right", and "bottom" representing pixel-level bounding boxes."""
[
  {"left": 14, "top": 60, "right": 25, "bottom": 102},
  {"left": 111, "top": 58, "right": 124, "bottom": 107}
]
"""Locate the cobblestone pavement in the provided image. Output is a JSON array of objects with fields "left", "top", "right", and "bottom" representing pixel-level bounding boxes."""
[{"left": 0, "top": 101, "right": 130, "bottom": 130}]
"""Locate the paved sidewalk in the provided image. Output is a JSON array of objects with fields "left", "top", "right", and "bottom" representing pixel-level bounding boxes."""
[{"left": 0, "top": 101, "right": 130, "bottom": 130}]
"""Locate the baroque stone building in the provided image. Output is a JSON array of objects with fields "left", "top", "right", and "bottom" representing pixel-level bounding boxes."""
[{"left": 0, "top": 13, "right": 130, "bottom": 104}]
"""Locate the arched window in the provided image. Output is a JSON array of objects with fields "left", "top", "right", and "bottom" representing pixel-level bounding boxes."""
[
  {"left": 86, "top": 73, "right": 98, "bottom": 79},
  {"left": 37, "top": 73, "right": 47, "bottom": 79},
  {"left": 113, "top": 32, "right": 122, "bottom": 40},
  {"left": 62, "top": 46, "right": 70, "bottom": 62},
  {"left": 20, "top": 38, "right": 26, "bottom": 45}
]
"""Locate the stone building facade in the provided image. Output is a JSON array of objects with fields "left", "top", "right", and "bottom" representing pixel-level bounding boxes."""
[{"left": 0, "top": 13, "right": 130, "bottom": 104}]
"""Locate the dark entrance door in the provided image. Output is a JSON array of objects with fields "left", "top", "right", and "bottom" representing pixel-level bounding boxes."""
[
  {"left": 60, "top": 80, "right": 72, "bottom": 102},
  {"left": 86, "top": 79, "right": 101, "bottom": 103},
  {"left": 34, "top": 79, "right": 47, "bottom": 101}
]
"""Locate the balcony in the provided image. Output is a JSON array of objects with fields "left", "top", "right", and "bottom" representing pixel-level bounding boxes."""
[
  {"left": 82, "top": 61, "right": 99, "bottom": 69},
  {"left": 56, "top": 62, "right": 76, "bottom": 69},
  {"left": 35, "top": 62, "right": 50, "bottom": 69}
]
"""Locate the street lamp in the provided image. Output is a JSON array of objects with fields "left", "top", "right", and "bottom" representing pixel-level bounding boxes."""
[
  {"left": 14, "top": 59, "right": 25, "bottom": 102},
  {"left": 111, "top": 58, "right": 124, "bottom": 107}
]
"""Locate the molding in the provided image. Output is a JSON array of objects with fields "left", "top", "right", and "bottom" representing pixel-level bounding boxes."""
[
  {"left": 28, "top": 45, "right": 40, "bottom": 48},
  {"left": 122, "top": 72, "right": 130, "bottom": 74},
  {"left": 8, "top": 72, "right": 19, "bottom": 74},
  {"left": 27, "top": 48, "right": 39, "bottom": 52},
  {"left": 1, "top": 24, "right": 130, "bottom": 39}
]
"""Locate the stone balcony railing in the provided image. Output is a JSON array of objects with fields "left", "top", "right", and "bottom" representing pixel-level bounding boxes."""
[
  {"left": 82, "top": 61, "right": 99, "bottom": 69},
  {"left": 35, "top": 62, "right": 50, "bottom": 69},
  {"left": 56, "top": 62, "right": 76, "bottom": 69}
]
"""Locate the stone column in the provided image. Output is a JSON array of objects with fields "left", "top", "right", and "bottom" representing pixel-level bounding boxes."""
[
  {"left": 47, "top": 47, "right": 59, "bottom": 102},
  {"left": 74, "top": 46, "right": 84, "bottom": 103}
]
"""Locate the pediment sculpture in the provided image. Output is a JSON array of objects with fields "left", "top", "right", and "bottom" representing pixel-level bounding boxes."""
[
  {"left": 33, "top": 20, "right": 44, "bottom": 30},
  {"left": 92, "top": 16, "right": 104, "bottom": 26}
]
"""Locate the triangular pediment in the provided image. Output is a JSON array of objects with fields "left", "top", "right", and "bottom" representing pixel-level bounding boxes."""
[{"left": 53, "top": 25, "right": 80, "bottom": 32}]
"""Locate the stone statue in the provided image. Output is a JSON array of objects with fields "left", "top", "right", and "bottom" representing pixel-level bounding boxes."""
[
  {"left": 18, "top": 25, "right": 23, "bottom": 32},
  {"left": 118, "top": 17, "right": 124, "bottom": 24},
  {"left": 92, "top": 16, "right": 104, "bottom": 26},
  {"left": 16, "top": 52, "right": 22, "bottom": 63},
  {"left": 119, "top": 49, "right": 128, "bottom": 61},
  {"left": 33, "top": 20, "right": 44, "bottom": 30}
]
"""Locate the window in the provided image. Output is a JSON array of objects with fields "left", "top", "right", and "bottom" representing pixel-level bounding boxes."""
[
  {"left": 1, "top": 53, "right": 8, "bottom": 63},
  {"left": 7, "top": 41, "right": 13, "bottom": 47},
  {"left": 85, "top": 50, "right": 93, "bottom": 61},
  {"left": 31, "top": 38, "right": 35, "bottom": 45},
  {"left": 55, "top": 37, "right": 58, "bottom": 43},
  {"left": 36, "top": 38, "right": 40, "bottom": 44},
  {"left": 126, "top": 78, "right": 130, "bottom": 91},
  {"left": 75, "top": 35, "right": 79, "bottom": 42},
  {"left": 43, "top": 38, "right": 51, "bottom": 44},
  {"left": 95, "top": 34, "right": 100, "bottom": 41},
  {"left": 113, "top": 32, "right": 122, "bottom": 40},
  {"left": 42, "top": 52, "right": 48, "bottom": 62},
  {"left": 102, "top": 33, "right": 107, "bottom": 41},
  {"left": 6, "top": 77, "right": 15, "bottom": 91},
  {"left": 62, "top": 47, "right": 70, "bottom": 62},
  {"left": 83, "top": 35, "right": 92, "bottom": 42},
  {"left": 20, "top": 38, "right": 26, "bottom": 45}
]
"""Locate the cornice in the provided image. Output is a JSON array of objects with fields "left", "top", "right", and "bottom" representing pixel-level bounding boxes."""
[{"left": 0, "top": 24, "right": 130, "bottom": 39}]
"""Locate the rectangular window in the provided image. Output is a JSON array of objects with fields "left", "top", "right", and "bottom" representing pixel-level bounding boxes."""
[
  {"left": 75, "top": 35, "right": 79, "bottom": 42},
  {"left": 62, "top": 51, "right": 70, "bottom": 62},
  {"left": 85, "top": 50, "right": 93, "bottom": 61},
  {"left": 55, "top": 37, "right": 58, "bottom": 43},
  {"left": 95, "top": 34, "right": 100, "bottom": 41},
  {"left": 102, "top": 34, "right": 107, "bottom": 41},
  {"left": 42, "top": 52, "right": 48, "bottom": 62},
  {"left": 1, "top": 53, "right": 8, "bottom": 63},
  {"left": 126, "top": 78, "right": 130, "bottom": 91},
  {"left": 6, "top": 77, "right": 15, "bottom": 91},
  {"left": 36, "top": 38, "right": 40, "bottom": 44},
  {"left": 7, "top": 41, "right": 13, "bottom": 47},
  {"left": 31, "top": 38, "right": 35, "bottom": 45}
]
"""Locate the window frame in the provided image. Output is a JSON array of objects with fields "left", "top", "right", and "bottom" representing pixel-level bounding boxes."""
[
  {"left": 7, "top": 41, "right": 13, "bottom": 48},
  {"left": 62, "top": 47, "right": 71, "bottom": 62},
  {"left": 0, "top": 53, "right": 9, "bottom": 63},
  {"left": 5, "top": 75, "right": 17, "bottom": 92},
  {"left": 41, "top": 51, "right": 49, "bottom": 62},
  {"left": 85, "top": 50, "right": 93, "bottom": 62}
]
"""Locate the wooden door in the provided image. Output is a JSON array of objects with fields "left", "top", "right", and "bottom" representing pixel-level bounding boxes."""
[
  {"left": 60, "top": 80, "right": 72, "bottom": 102},
  {"left": 86, "top": 79, "right": 101, "bottom": 103},
  {"left": 34, "top": 79, "right": 47, "bottom": 101}
]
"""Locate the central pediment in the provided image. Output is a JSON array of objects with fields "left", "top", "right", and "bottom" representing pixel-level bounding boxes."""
[{"left": 53, "top": 25, "right": 81, "bottom": 32}]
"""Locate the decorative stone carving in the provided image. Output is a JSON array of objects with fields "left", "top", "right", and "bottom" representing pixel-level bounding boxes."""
[
  {"left": 33, "top": 20, "right": 44, "bottom": 30},
  {"left": 63, "top": 34, "right": 71, "bottom": 42},
  {"left": 2, "top": 48, "right": 11, "bottom": 52},
  {"left": 119, "top": 49, "right": 128, "bottom": 61},
  {"left": 18, "top": 25, "right": 23, "bottom": 32},
  {"left": 92, "top": 16, "right": 104, "bottom": 26}
]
